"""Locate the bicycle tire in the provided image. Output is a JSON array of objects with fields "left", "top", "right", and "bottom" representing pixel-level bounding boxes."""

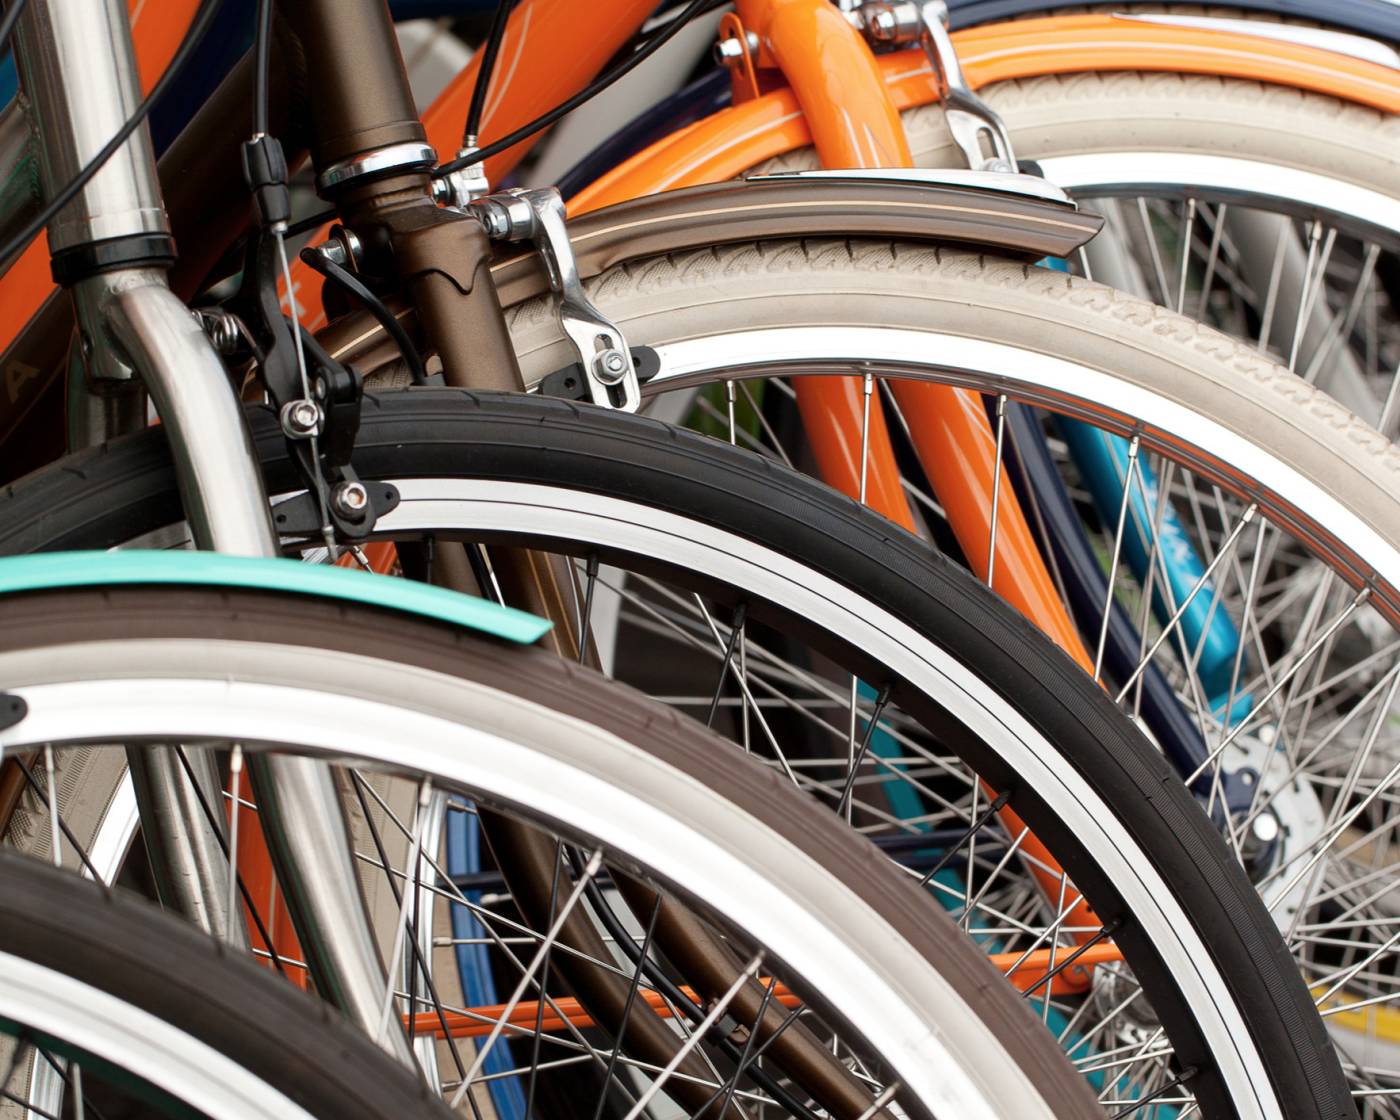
[
  {"left": 0, "top": 385, "right": 1356, "bottom": 1120},
  {"left": 0, "top": 850, "right": 457, "bottom": 1120},
  {"left": 0, "top": 584, "right": 1105, "bottom": 1120}
]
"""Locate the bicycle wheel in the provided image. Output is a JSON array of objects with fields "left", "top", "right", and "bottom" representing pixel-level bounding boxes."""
[
  {"left": 743, "top": 64, "right": 1400, "bottom": 1104},
  {"left": 0, "top": 380, "right": 1357, "bottom": 1118},
  {"left": 0, "top": 580, "right": 1108, "bottom": 1120},
  {"left": 755, "top": 71, "right": 1400, "bottom": 421},
  {"left": 0, "top": 850, "right": 456, "bottom": 1120},
  {"left": 457, "top": 226, "right": 1400, "bottom": 1108}
]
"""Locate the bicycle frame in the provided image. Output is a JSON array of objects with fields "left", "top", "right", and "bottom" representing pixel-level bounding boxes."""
[{"left": 2, "top": 0, "right": 1396, "bottom": 1056}]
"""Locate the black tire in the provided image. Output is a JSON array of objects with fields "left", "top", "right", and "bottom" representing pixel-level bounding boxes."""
[
  {"left": 0, "top": 850, "right": 456, "bottom": 1119},
  {"left": 0, "top": 388, "right": 1356, "bottom": 1119}
]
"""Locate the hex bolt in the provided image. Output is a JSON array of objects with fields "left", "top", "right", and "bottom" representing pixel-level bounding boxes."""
[
  {"left": 714, "top": 37, "right": 743, "bottom": 63},
  {"left": 279, "top": 399, "right": 321, "bottom": 439},
  {"left": 593, "top": 348, "right": 629, "bottom": 385},
  {"left": 861, "top": 1, "right": 921, "bottom": 43},
  {"left": 332, "top": 481, "right": 370, "bottom": 519},
  {"left": 471, "top": 202, "right": 511, "bottom": 240}
]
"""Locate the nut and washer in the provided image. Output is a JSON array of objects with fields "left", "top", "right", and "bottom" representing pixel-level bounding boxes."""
[
  {"left": 318, "top": 225, "right": 363, "bottom": 270},
  {"left": 713, "top": 31, "right": 759, "bottom": 64},
  {"left": 861, "top": 1, "right": 921, "bottom": 43},
  {"left": 593, "top": 348, "right": 629, "bottom": 385},
  {"left": 331, "top": 481, "right": 370, "bottom": 519},
  {"left": 279, "top": 399, "right": 321, "bottom": 438},
  {"left": 468, "top": 192, "right": 537, "bottom": 241}
]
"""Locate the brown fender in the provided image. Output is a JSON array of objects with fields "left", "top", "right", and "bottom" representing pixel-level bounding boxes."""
[{"left": 320, "top": 173, "right": 1101, "bottom": 369}]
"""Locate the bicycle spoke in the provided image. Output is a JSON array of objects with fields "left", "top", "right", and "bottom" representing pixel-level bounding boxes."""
[{"left": 450, "top": 849, "right": 605, "bottom": 1108}]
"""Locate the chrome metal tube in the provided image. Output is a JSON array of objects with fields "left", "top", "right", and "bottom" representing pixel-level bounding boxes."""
[
  {"left": 13, "top": 0, "right": 167, "bottom": 254},
  {"left": 13, "top": 1, "right": 259, "bottom": 956},
  {"left": 105, "top": 281, "right": 279, "bottom": 555},
  {"left": 127, "top": 747, "right": 249, "bottom": 949},
  {"left": 63, "top": 340, "right": 146, "bottom": 448},
  {"left": 101, "top": 278, "right": 267, "bottom": 954},
  {"left": 247, "top": 754, "right": 417, "bottom": 1065}
]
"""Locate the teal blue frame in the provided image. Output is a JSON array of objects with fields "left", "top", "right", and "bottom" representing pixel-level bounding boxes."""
[{"left": 0, "top": 551, "right": 553, "bottom": 645}]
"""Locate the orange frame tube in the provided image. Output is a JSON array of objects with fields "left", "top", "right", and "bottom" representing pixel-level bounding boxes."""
[
  {"left": 406, "top": 940, "right": 1124, "bottom": 1040},
  {"left": 733, "top": 0, "right": 918, "bottom": 534}
]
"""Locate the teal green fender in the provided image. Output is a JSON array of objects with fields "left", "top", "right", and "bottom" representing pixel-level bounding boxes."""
[{"left": 0, "top": 551, "right": 553, "bottom": 644}]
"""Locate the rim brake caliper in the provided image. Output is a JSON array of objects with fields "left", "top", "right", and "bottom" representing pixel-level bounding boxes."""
[
  {"left": 468, "top": 188, "right": 645, "bottom": 412},
  {"left": 852, "top": 0, "right": 1019, "bottom": 173}
]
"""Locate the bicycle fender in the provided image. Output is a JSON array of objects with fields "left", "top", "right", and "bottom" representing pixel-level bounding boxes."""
[{"left": 0, "top": 551, "right": 552, "bottom": 644}]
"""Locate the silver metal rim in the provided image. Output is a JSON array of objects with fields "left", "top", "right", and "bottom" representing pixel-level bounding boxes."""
[
  {"left": 1, "top": 639, "right": 1077, "bottom": 1120},
  {"left": 1039, "top": 152, "right": 1400, "bottom": 247},
  {"left": 636, "top": 327, "right": 1400, "bottom": 619},
  {"left": 0, "top": 949, "right": 318, "bottom": 1120}
]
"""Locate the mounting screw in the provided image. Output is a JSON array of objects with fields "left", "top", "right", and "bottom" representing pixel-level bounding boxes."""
[
  {"left": 868, "top": 7, "right": 897, "bottom": 36},
  {"left": 593, "top": 348, "right": 628, "bottom": 385},
  {"left": 713, "top": 31, "right": 759, "bottom": 64},
  {"left": 279, "top": 398, "right": 321, "bottom": 438},
  {"left": 332, "top": 480, "right": 370, "bottom": 519}
]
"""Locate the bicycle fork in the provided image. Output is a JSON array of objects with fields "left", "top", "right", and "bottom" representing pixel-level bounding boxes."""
[{"left": 13, "top": 0, "right": 413, "bottom": 1064}]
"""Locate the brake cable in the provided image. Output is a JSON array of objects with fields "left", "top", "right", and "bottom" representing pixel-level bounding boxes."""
[{"left": 232, "top": 0, "right": 391, "bottom": 550}]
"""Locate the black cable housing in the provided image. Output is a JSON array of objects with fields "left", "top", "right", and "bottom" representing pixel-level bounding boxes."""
[
  {"left": 0, "top": 0, "right": 226, "bottom": 273},
  {"left": 299, "top": 246, "right": 431, "bottom": 387},
  {"left": 251, "top": 0, "right": 274, "bottom": 137},
  {"left": 436, "top": 0, "right": 725, "bottom": 178},
  {"left": 462, "top": 0, "right": 517, "bottom": 146}
]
